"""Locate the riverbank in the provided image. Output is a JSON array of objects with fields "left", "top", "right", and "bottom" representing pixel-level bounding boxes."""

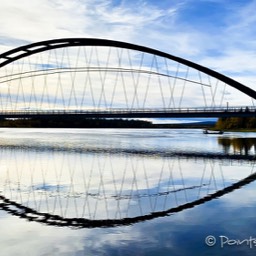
[
  {"left": 214, "top": 117, "right": 256, "bottom": 132},
  {"left": 0, "top": 117, "right": 216, "bottom": 129}
]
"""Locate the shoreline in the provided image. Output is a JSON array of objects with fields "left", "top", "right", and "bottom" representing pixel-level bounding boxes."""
[{"left": 0, "top": 118, "right": 215, "bottom": 129}]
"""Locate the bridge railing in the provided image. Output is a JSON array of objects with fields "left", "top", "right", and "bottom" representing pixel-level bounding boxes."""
[{"left": 0, "top": 106, "right": 255, "bottom": 116}]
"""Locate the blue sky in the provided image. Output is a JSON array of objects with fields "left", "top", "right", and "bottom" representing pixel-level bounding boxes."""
[{"left": 0, "top": 0, "right": 256, "bottom": 91}]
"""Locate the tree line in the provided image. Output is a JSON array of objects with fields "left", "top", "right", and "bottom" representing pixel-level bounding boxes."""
[{"left": 215, "top": 117, "right": 256, "bottom": 130}]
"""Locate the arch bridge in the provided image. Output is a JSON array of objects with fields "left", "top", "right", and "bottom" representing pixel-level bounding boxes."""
[{"left": 0, "top": 38, "right": 256, "bottom": 119}]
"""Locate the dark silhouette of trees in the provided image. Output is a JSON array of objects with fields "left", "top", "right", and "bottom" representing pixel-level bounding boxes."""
[{"left": 215, "top": 117, "right": 256, "bottom": 130}]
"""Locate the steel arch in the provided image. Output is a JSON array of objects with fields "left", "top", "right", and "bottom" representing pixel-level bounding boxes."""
[{"left": 0, "top": 38, "right": 256, "bottom": 100}]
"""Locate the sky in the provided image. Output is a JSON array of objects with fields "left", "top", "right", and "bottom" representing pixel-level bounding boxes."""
[
  {"left": 0, "top": 0, "right": 256, "bottom": 115},
  {"left": 0, "top": 0, "right": 255, "bottom": 82}
]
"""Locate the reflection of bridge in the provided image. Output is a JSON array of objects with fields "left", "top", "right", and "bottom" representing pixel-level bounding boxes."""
[
  {"left": 1, "top": 171, "right": 256, "bottom": 228},
  {"left": 0, "top": 139, "right": 255, "bottom": 228},
  {"left": 0, "top": 38, "right": 256, "bottom": 119}
]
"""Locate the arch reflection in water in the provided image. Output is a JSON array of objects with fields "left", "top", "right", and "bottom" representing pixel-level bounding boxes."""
[{"left": 0, "top": 144, "right": 255, "bottom": 228}]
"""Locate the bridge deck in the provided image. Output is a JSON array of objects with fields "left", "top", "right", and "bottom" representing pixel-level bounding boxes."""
[{"left": 0, "top": 107, "right": 255, "bottom": 119}]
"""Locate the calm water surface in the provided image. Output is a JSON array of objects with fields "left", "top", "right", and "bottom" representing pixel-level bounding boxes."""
[{"left": 0, "top": 128, "right": 256, "bottom": 256}]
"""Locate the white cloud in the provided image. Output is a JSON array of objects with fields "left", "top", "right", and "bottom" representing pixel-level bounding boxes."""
[
  {"left": 0, "top": 0, "right": 179, "bottom": 46},
  {"left": 0, "top": 0, "right": 256, "bottom": 107}
]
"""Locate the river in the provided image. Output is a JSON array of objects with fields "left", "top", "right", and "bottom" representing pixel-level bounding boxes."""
[{"left": 0, "top": 128, "right": 256, "bottom": 255}]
